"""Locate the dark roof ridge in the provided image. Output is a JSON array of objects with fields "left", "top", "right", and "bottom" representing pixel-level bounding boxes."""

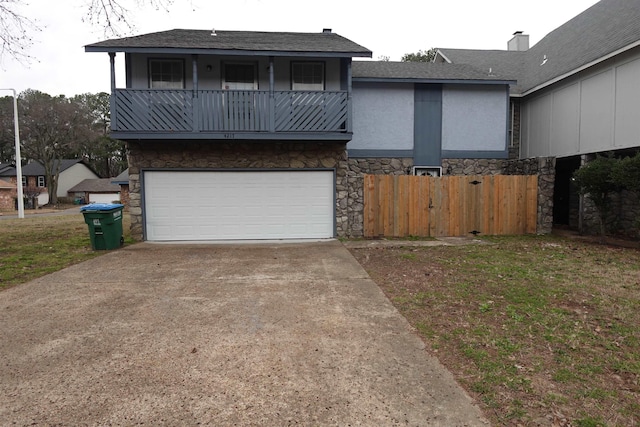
[
  {"left": 435, "top": 0, "right": 640, "bottom": 94},
  {"left": 85, "top": 28, "right": 372, "bottom": 57}
]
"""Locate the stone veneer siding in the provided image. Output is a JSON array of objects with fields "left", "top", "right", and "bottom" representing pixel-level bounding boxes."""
[
  {"left": 581, "top": 189, "right": 640, "bottom": 238},
  {"left": 346, "top": 157, "right": 555, "bottom": 237},
  {"left": 127, "top": 141, "right": 348, "bottom": 241},
  {"left": 346, "top": 158, "right": 414, "bottom": 237}
]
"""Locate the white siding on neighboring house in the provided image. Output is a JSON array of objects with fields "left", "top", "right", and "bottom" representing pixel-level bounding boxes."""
[
  {"left": 550, "top": 83, "right": 580, "bottom": 156},
  {"left": 57, "top": 164, "right": 100, "bottom": 198},
  {"left": 441, "top": 84, "right": 508, "bottom": 153},
  {"left": 614, "top": 56, "right": 640, "bottom": 148},
  {"left": 37, "top": 192, "right": 49, "bottom": 207},
  {"left": 349, "top": 83, "right": 414, "bottom": 151},
  {"left": 520, "top": 49, "right": 640, "bottom": 158},
  {"left": 580, "top": 70, "right": 614, "bottom": 153},
  {"left": 89, "top": 193, "right": 120, "bottom": 204},
  {"left": 522, "top": 94, "right": 552, "bottom": 158}
]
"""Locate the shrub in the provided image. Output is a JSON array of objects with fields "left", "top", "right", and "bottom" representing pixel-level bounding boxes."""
[
  {"left": 612, "top": 152, "right": 640, "bottom": 193},
  {"left": 573, "top": 155, "right": 619, "bottom": 236}
]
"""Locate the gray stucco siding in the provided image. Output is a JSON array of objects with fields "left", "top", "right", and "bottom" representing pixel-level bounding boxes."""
[
  {"left": 349, "top": 82, "right": 414, "bottom": 151},
  {"left": 441, "top": 84, "right": 508, "bottom": 156}
]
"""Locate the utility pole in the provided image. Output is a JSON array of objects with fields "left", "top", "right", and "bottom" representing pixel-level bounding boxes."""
[{"left": 1, "top": 89, "right": 24, "bottom": 218}]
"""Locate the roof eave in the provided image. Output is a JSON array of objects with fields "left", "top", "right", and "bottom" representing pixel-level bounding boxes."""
[
  {"left": 85, "top": 46, "right": 372, "bottom": 58},
  {"left": 353, "top": 77, "right": 516, "bottom": 85}
]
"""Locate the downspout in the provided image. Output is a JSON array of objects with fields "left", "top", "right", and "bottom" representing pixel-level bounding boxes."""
[
  {"left": 510, "top": 101, "right": 515, "bottom": 149},
  {"left": 579, "top": 154, "right": 587, "bottom": 234},
  {"left": 109, "top": 52, "right": 116, "bottom": 132},
  {"left": 347, "top": 59, "right": 352, "bottom": 133}
]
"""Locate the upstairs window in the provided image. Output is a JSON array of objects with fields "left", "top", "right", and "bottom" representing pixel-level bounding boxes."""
[
  {"left": 291, "top": 62, "right": 325, "bottom": 91},
  {"left": 222, "top": 63, "right": 258, "bottom": 90},
  {"left": 21, "top": 176, "right": 26, "bottom": 187},
  {"left": 149, "top": 59, "right": 185, "bottom": 89},
  {"left": 37, "top": 176, "right": 45, "bottom": 187}
]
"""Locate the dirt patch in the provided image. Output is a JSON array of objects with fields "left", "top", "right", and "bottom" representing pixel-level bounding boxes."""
[{"left": 348, "top": 235, "right": 640, "bottom": 426}]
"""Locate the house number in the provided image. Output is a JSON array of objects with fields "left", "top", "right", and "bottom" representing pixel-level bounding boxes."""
[{"left": 223, "top": 133, "right": 235, "bottom": 139}]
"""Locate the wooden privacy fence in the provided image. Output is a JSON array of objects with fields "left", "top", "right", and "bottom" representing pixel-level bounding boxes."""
[{"left": 363, "top": 174, "right": 539, "bottom": 238}]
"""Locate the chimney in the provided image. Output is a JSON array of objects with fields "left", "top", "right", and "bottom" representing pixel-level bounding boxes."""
[
  {"left": 323, "top": 28, "right": 332, "bottom": 33},
  {"left": 508, "top": 31, "right": 529, "bottom": 51}
]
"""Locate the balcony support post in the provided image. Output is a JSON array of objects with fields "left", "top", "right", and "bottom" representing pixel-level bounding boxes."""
[
  {"left": 346, "top": 59, "right": 353, "bottom": 133},
  {"left": 109, "top": 52, "right": 117, "bottom": 131},
  {"left": 269, "top": 56, "right": 275, "bottom": 133},
  {"left": 192, "top": 55, "right": 199, "bottom": 132}
]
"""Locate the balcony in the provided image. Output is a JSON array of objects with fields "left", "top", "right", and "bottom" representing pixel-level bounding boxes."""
[{"left": 111, "top": 89, "right": 351, "bottom": 141}]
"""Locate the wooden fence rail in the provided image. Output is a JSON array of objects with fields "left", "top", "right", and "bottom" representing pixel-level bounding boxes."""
[{"left": 363, "top": 174, "right": 538, "bottom": 238}]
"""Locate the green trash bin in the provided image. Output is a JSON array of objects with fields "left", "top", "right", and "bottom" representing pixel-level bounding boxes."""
[{"left": 80, "top": 203, "right": 125, "bottom": 250}]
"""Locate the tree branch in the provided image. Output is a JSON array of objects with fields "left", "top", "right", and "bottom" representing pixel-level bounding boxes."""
[
  {"left": 0, "top": 0, "right": 40, "bottom": 64},
  {"left": 83, "top": 0, "right": 174, "bottom": 37}
]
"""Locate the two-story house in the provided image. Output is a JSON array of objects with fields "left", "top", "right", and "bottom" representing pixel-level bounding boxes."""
[
  {"left": 86, "top": 29, "right": 371, "bottom": 241},
  {"left": 86, "top": 29, "right": 515, "bottom": 241}
]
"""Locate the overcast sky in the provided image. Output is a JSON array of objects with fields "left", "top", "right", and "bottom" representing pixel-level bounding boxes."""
[{"left": 1, "top": 0, "right": 599, "bottom": 97}]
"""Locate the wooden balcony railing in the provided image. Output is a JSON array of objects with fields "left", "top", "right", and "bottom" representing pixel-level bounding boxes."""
[{"left": 112, "top": 89, "right": 349, "bottom": 135}]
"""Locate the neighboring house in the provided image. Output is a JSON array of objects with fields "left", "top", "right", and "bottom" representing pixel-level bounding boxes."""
[
  {"left": 434, "top": 0, "right": 640, "bottom": 229},
  {"left": 85, "top": 28, "right": 520, "bottom": 241},
  {"left": 111, "top": 169, "right": 129, "bottom": 207},
  {"left": 68, "top": 178, "right": 121, "bottom": 204},
  {"left": 0, "top": 179, "right": 16, "bottom": 211},
  {"left": 2, "top": 160, "right": 101, "bottom": 206},
  {"left": 0, "top": 163, "right": 14, "bottom": 175}
]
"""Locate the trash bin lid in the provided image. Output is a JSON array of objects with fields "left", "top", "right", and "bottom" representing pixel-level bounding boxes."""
[{"left": 80, "top": 203, "right": 124, "bottom": 212}]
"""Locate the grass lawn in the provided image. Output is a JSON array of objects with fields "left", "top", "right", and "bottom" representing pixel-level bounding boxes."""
[
  {"left": 2, "top": 215, "right": 637, "bottom": 425},
  {"left": 349, "top": 235, "right": 640, "bottom": 427},
  {"left": 0, "top": 213, "right": 131, "bottom": 290}
]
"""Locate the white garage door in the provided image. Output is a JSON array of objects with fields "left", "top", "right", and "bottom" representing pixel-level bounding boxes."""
[
  {"left": 144, "top": 170, "right": 334, "bottom": 241},
  {"left": 89, "top": 193, "right": 120, "bottom": 204}
]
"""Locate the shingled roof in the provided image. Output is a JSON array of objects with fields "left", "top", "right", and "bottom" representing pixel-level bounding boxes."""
[
  {"left": 0, "top": 163, "right": 15, "bottom": 176},
  {"left": 352, "top": 61, "right": 515, "bottom": 84},
  {"left": 20, "top": 160, "right": 93, "bottom": 176},
  {"left": 85, "top": 29, "right": 372, "bottom": 58},
  {"left": 68, "top": 178, "right": 119, "bottom": 193},
  {"left": 111, "top": 169, "right": 129, "bottom": 185},
  {"left": 437, "top": 0, "right": 640, "bottom": 95},
  {"left": 434, "top": 50, "right": 526, "bottom": 92}
]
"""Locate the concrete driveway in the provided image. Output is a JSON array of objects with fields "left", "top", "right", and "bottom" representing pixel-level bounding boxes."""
[{"left": 0, "top": 241, "right": 488, "bottom": 426}]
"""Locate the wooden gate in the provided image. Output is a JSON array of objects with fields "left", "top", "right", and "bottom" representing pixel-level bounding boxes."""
[{"left": 363, "top": 174, "right": 538, "bottom": 238}]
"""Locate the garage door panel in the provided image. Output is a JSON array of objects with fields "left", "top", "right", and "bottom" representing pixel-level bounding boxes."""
[{"left": 144, "top": 171, "right": 334, "bottom": 241}]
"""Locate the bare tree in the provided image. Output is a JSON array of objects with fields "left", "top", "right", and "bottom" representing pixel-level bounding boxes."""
[
  {"left": 83, "top": 0, "right": 173, "bottom": 37},
  {"left": 0, "top": 0, "right": 174, "bottom": 63},
  {"left": 0, "top": 0, "right": 40, "bottom": 64},
  {"left": 19, "top": 89, "right": 97, "bottom": 204},
  {"left": 0, "top": 95, "right": 17, "bottom": 161},
  {"left": 72, "top": 92, "right": 127, "bottom": 177}
]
